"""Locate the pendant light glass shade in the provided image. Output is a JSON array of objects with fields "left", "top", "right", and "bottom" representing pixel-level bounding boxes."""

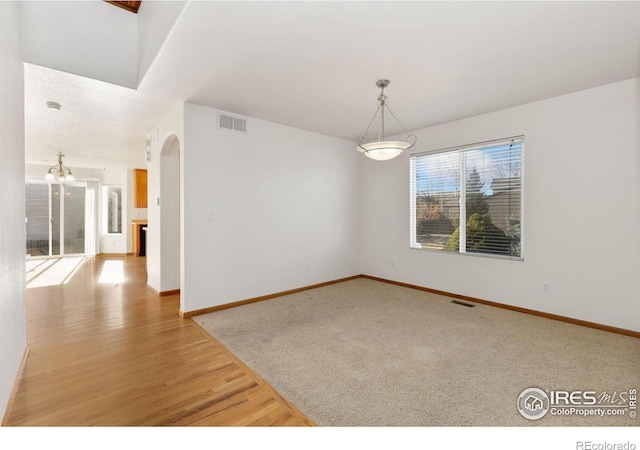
[
  {"left": 356, "top": 141, "right": 412, "bottom": 161},
  {"left": 356, "top": 79, "right": 416, "bottom": 161}
]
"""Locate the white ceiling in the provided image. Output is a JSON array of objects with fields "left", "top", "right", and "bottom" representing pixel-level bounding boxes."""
[{"left": 23, "top": 1, "right": 640, "bottom": 170}]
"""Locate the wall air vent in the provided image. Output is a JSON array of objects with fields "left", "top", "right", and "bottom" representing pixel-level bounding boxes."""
[
  {"left": 233, "top": 117, "right": 247, "bottom": 132},
  {"left": 219, "top": 114, "right": 233, "bottom": 130},
  {"left": 219, "top": 114, "right": 247, "bottom": 133}
]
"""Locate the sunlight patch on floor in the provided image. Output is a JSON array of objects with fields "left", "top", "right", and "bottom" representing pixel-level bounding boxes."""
[
  {"left": 98, "top": 260, "right": 125, "bottom": 284},
  {"left": 26, "top": 257, "right": 87, "bottom": 288}
]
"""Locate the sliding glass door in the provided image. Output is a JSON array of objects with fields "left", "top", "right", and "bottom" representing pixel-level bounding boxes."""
[
  {"left": 25, "top": 183, "right": 53, "bottom": 257},
  {"left": 63, "top": 184, "right": 86, "bottom": 254},
  {"left": 26, "top": 182, "right": 86, "bottom": 257}
]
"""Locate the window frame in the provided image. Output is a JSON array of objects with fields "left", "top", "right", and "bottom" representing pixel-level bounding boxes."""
[
  {"left": 409, "top": 136, "right": 524, "bottom": 261},
  {"left": 103, "top": 185, "right": 123, "bottom": 235}
]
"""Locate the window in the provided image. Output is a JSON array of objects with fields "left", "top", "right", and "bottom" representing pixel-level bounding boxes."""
[
  {"left": 410, "top": 136, "right": 523, "bottom": 259},
  {"left": 104, "top": 186, "right": 122, "bottom": 234}
]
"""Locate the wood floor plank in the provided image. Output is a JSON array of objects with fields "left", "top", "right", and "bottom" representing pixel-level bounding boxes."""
[{"left": 4, "top": 255, "right": 314, "bottom": 427}]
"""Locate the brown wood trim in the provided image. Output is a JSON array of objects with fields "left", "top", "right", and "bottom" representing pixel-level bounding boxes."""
[
  {"left": 159, "top": 289, "right": 180, "bottom": 297},
  {"left": 362, "top": 275, "right": 640, "bottom": 339},
  {"left": 147, "top": 285, "right": 180, "bottom": 297},
  {"left": 2, "top": 346, "right": 29, "bottom": 426},
  {"left": 180, "top": 275, "right": 362, "bottom": 318},
  {"left": 105, "top": 1, "right": 141, "bottom": 14},
  {"left": 146, "top": 284, "right": 159, "bottom": 296}
]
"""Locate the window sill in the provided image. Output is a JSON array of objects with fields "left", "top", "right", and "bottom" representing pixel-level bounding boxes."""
[{"left": 410, "top": 245, "right": 523, "bottom": 262}]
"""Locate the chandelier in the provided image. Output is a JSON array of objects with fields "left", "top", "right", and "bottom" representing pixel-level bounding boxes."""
[
  {"left": 356, "top": 79, "right": 416, "bottom": 161},
  {"left": 45, "top": 152, "right": 75, "bottom": 182}
]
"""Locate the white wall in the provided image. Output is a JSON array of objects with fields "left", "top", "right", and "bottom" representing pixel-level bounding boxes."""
[
  {"left": 180, "top": 103, "right": 360, "bottom": 313},
  {"left": 137, "top": 1, "right": 186, "bottom": 85},
  {"left": 0, "top": 1, "right": 28, "bottom": 420},
  {"left": 147, "top": 104, "right": 184, "bottom": 294},
  {"left": 361, "top": 78, "right": 639, "bottom": 332},
  {"left": 637, "top": 78, "right": 640, "bottom": 321},
  {"left": 159, "top": 137, "right": 181, "bottom": 292},
  {"left": 19, "top": 1, "right": 137, "bottom": 89}
]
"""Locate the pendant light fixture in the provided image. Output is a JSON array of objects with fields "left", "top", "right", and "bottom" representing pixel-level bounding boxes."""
[
  {"left": 45, "top": 152, "right": 75, "bottom": 182},
  {"left": 356, "top": 79, "right": 416, "bottom": 161}
]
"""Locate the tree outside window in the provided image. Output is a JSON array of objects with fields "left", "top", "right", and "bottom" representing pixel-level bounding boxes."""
[{"left": 410, "top": 138, "right": 522, "bottom": 259}]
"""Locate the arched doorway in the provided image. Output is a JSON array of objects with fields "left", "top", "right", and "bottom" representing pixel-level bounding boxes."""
[{"left": 158, "top": 133, "right": 181, "bottom": 301}]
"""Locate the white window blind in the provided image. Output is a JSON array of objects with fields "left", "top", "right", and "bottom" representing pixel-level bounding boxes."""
[{"left": 410, "top": 136, "right": 523, "bottom": 259}]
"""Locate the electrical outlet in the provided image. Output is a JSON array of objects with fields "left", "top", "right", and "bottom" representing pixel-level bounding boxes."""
[
  {"left": 305, "top": 264, "right": 310, "bottom": 272},
  {"left": 542, "top": 283, "right": 551, "bottom": 294},
  {"left": 391, "top": 260, "right": 395, "bottom": 268}
]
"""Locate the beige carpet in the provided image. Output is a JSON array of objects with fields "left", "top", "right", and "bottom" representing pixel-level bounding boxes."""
[{"left": 194, "top": 278, "right": 639, "bottom": 426}]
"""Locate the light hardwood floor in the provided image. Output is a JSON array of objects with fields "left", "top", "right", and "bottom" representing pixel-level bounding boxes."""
[{"left": 4, "top": 255, "right": 314, "bottom": 426}]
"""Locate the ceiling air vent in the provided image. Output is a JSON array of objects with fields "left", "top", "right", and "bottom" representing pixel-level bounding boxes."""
[{"left": 219, "top": 114, "right": 247, "bottom": 133}]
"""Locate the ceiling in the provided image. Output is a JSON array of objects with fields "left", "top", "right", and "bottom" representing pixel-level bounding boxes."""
[{"left": 23, "top": 1, "right": 640, "bottom": 170}]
